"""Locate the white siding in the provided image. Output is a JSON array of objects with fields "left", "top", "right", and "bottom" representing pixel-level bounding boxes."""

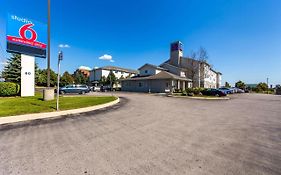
[{"left": 139, "top": 65, "right": 161, "bottom": 76}]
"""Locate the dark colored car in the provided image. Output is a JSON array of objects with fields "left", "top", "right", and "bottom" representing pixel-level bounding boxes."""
[
  {"left": 201, "top": 88, "right": 227, "bottom": 97},
  {"left": 100, "top": 85, "right": 112, "bottom": 92},
  {"left": 59, "top": 84, "right": 90, "bottom": 94}
]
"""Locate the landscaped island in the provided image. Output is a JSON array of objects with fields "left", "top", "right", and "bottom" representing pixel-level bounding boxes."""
[{"left": 0, "top": 94, "right": 117, "bottom": 117}]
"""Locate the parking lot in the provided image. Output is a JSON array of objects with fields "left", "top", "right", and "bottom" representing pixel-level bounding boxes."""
[{"left": 0, "top": 92, "right": 280, "bottom": 175}]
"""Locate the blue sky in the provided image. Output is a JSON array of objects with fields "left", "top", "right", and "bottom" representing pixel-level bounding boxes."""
[{"left": 0, "top": 0, "right": 280, "bottom": 85}]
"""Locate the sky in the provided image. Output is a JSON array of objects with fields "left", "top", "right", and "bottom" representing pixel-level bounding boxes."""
[{"left": 0, "top": 0, "right": 280, "bottom": 86}]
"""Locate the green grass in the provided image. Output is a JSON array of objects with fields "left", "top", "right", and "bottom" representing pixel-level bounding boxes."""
[{"left": 0, "top": 94, "right": 117, "bottom": 117}]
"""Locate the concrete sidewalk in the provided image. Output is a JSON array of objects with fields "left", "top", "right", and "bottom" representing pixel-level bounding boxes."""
[{"left": 0, "top": 97, "right": 119, "bottom": 125}]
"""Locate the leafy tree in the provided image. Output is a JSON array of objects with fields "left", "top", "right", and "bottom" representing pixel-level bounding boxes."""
[
  {"left": 256, "top": 82, "right": 268, "bottom": 92},
  {"left": 60, "top": 71, "right": 74, "bottom": 86},
  {"left": 2, "top": 54, "right": 21, "bottom": 83},
  {"left": 73, "top": 72, "right": 88, "bottom": 84},
  {"left": 225, "top": 82, "right": 231, "bottom": 88},
  {"left": 36, "top": 69, "right": 57, "bottom": 87},
  {"left": 106, "top": 71, "right": 117, "bottom": 87},
  {"left": 235, "top": 80, "right": 246, "bottom": 90},
  {"left": 100, "top": 76, "right": 107, "bottom": 85}
]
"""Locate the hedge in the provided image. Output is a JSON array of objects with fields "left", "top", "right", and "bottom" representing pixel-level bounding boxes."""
[{"left": 0, "top": 82, "right": 20, "bottom": 96}]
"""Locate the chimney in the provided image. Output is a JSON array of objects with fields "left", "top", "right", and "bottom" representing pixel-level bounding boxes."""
[{"left": 170, "top": 41, "right": 183, "bottom": 66}]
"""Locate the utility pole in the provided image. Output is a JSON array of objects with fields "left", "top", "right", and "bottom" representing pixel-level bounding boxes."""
[
  {"left": 47, "top": 0, "right": 51, "bottom": 87},
  {"left": 267, "top": 77, "right": 269, "bottom": 94},
  {"left": 56, "top": 51, "right": 63, "bottom": 111}
]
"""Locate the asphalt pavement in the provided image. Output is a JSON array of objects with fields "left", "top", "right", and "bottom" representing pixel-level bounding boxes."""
[{"left": 0, "top": 92, "right": 280, "bottom": 175}]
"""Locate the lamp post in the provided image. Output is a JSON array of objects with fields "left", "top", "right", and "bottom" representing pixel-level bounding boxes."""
[{"left": 56, "top": 51, "right": 63, "bottom": 111}]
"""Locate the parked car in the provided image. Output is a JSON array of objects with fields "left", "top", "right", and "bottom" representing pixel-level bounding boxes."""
[
  {"left": 234, "top": 87, "right": 245, "bottom": 93},
  {"left": 92, "top": 86, "right": 101, "bottom": 92},
  {"left": 201, "top": 88, "right": 227, "bottom": 97},
  {"left": 100, "top": 85, "right": 112, "bottom": 92},
  {"left": 218, "top": 87, "right": 233, "bottom": 94},
  {"left": 59, "top": 84, "right": 90, "bottom": 94}
]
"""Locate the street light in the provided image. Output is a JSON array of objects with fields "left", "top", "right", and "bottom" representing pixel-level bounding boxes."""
[{"left": 56, "top": 51, "right": 63, "bottom": 111}]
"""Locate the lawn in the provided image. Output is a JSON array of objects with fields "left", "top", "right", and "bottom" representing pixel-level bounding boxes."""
[{"left": 0, "top": 94, "right": 117, "bottom": 117}]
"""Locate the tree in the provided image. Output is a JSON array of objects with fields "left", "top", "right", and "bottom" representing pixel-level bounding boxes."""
[
  {"left": 36, "top": 69, "right": 57, "bottom": 87},
  {"left": 2, "top": 54, "right": 21, "bottom": 83},
  {"left": 106, "top": 71, "right": 117, "bottom": 87},
  {"left": 188, "top": 47, "right": 209, "bottom": 88},
  {"left": 100, "top": 76, "right": 107, "bottom": 85},
  {"left": 256, "top": 82, "right": 268, "bottom": 92},
  {"left": 235, "top": 80, "right": 246, "bottom": 90},
  {"left": 73, "top": 72, "right": 88, "bottom": 84},
  {"left": 225, "top": 82, "right": 231, "bottom": 88},
  {"left": 60, "top": 71, "right": 74, "bottom": 86},
  {"left": 197, "top": 47, "right": 209, "bottom": 63}
]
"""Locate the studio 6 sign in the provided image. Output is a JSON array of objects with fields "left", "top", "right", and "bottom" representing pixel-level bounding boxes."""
[{"left": 6, "top": 14, "right": 47, "bottom": 58}]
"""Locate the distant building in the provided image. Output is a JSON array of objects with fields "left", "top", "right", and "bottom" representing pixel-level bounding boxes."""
[
  {"left": 121, "top": 65, "right": 192, "bottom": 93},
  {"left": 74, "top": 66, "right": 91, "bottom": 78},
  {"left": 121, "top": 41, "right": 222, "bottom": 93},
  {"left": 89, "top": 66, "right": 138, "bottom": 82},
  {"left": 160, "top": 41, "right": 222, "bottom": 88}
]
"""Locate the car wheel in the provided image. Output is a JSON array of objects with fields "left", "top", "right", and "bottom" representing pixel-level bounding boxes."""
[
  {"left": 61, "top": 91, "right": 65, "bottom": 95},
  {"left": 81, "top": 91, "right": 85, "bottom": 95},
  {"left": 215, "top": 94, "right": 220, "bottom": 97}
]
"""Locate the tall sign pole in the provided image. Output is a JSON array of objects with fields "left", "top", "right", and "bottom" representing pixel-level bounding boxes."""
[{"left": 47, "top": 0, "right": 51, "bottom": 87}]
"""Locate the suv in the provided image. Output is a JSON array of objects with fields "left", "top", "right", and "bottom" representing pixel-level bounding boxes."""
[{"left": 59, "top": 84, "right": 90, "bottom": 94}]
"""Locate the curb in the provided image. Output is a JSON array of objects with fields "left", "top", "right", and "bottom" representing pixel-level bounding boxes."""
[
  {"left": 168, "top": 95, "right": 230, "bottom": 100},
  {"left": 0, "top": 97, "right": 120, "bottom": 125}
]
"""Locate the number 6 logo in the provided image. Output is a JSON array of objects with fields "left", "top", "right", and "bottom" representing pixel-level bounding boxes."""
[{"left": 19, "top": 23, "right": 37, "bottom": 42}]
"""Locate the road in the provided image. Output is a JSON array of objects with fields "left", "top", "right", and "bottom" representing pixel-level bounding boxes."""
[{"left": 0, "top": 93, "right": 281, "bottom": 175}]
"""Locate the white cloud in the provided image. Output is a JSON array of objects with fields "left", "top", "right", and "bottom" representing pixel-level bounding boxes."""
[
  {"left": 59, "top": 44, "right": 70, "bottom": 48},
  {"left": 99, "top": 54, "right": 115, "bottom": 63},
  {"left": 99, "top": 54, "right": 112, "bottom": 60}
]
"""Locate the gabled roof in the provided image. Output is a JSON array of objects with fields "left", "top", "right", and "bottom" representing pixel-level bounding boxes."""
[
  {"left": 138, "top": 63, "right": 167, "bottom": 71},
  {"left": 122, "top": 71, "right": 192, "bottom": 81},
  {"left": 93, "top": 66, "right": 138, "bottom": 74}
]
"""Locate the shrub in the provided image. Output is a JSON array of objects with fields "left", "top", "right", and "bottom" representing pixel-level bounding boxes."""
[
  {"left": 0, "top": 82, "right": 20, "bottom": 96},
  {"left": 193, "top": 87, "right": 203, "bottom": 95}
]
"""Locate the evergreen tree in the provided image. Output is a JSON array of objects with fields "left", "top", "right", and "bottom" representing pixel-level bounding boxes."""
[
  {"left": 2, "top": 54, "right": 21, "bottom": 83},
  {"left": 106, "top": 71, "right": 117, "bottom": 87}
]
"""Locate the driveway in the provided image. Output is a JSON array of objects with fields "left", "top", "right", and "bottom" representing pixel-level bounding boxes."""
[{"left": 0, "top": 93, "right": 280, "bottom": 175}]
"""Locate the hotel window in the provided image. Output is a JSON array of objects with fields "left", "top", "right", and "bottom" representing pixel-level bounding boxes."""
[
  {"left": 139, "top": 82, "right": 142, "bottom": 87},
  {"left": 145, "top": 70, "right": 148, "bottom": 73}
]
